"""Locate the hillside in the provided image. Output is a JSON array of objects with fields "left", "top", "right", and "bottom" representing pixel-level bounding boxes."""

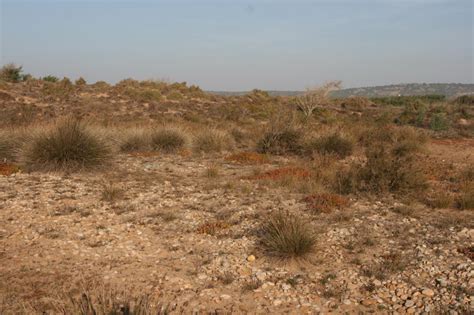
[{"left": 210, "top": 83, "right": 474, "bottom": 98}]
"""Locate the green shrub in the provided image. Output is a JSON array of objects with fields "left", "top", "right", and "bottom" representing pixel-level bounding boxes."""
[
  {"left": 257, "top": 129, "right": 302, "bottom": 155},
  {"left": 308, "top": 133, "right": 353, "bottom": 158},
  {"left": 151, "top": 128, "right": 186, "bottom": 153},
  {"left": 429, "top": 113, "right": 449, "bottom": 131},
  {"left": 260, "top": 211, "right": 315, "bottom": 259},
  {"left": 20, "top": 118, "right": 112, "bottom": 171},
  {"left": 341, "top": 126, "right": 427, "bottom": 195},
  {"left": 42, "top": 75, "right": 59, "bottom": 82},
  {"left": 75, "top": 77, "right": 87, "bottom": 85},
  {"left": 0, "top": 63, "right": 24, "bottom": 82}
]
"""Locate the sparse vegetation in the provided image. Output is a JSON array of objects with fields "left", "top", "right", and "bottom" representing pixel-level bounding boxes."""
[{"left": 0, "top": 63, "right": 25, "bottom": 82}]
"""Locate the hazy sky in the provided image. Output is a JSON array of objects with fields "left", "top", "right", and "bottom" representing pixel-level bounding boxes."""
[{"left": 1, "top": 0, "right": 473, "bottom": 90}]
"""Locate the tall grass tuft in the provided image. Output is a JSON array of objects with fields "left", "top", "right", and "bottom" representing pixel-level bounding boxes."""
[
  {"left": 151, "top": 128, "right": 187, "bottom": 153},
  {"left": 20, "top": 118, "right": 112, "bottom": 171},
  {"left": 260, "top": 211, "right": 315, "bottom": 259}
]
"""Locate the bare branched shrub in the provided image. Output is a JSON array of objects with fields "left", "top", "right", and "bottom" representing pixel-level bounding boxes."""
[
  {"left": 294, "top": 81, "right": 341, "bottom": 118},
  {"left": 19, "top": 118, "right": 112, "bottom": 172},
  {"left": 260, "top": 211, "right": 316, "bottom": 259}
]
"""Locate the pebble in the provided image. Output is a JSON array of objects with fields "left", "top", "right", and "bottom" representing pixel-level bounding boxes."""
[
  {"left": 247, "top": 255, "right": 256, "bottom": 262},
  {"left": 422, "top": 289, "right": 435, "bottom": 297}
]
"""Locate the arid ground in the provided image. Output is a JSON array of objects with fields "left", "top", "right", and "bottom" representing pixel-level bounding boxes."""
[{"left": 0, "top": 74, "right": 473, "bottom": 314}]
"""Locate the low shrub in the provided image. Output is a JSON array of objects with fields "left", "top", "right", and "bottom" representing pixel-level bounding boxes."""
[
  {"left": 260, "top": 211, "right": 315, "bottom": 259},
  {"left": 248, "top": 167, "right": 311, "bottom": 181},
  {"left": 193, "top": 128, "right": 233, "bottom": 153},
  {"left": 151, "top": 128, "right": 186, "bottom": 153},
  {"left": 0, "top": 130, "right": 20, "bottom": 162},
  {"left": 0, "top": 63, "right": 24, "bottom": 82},
  {"left": 340, "top": 126, "right": 427, "bottom": 195},
  {"left": 19, "top": 118, "right": 112, "bottom": 171},
  {"left": 42, "top": 75, "right": 59, "bottom": 82},
  {"left": 119, "top": 129, "right": 151, "bottom": 152},
  {"left": 196, "top": 220, "right": 230, "bottom": 235},
  {"left": 256, "top": 129, "right": 303, "bottom": 155},
  {"left": 307, "top": 133, "right": 354, "bottom": 158}
]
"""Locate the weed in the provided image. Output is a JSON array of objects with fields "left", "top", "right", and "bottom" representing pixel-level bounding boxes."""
[
  {"left": 0, "top": 63, "right": 24, "bottom": 82},
  {"left": 119, "top": 129, "right": 151, "bottom": 152}
]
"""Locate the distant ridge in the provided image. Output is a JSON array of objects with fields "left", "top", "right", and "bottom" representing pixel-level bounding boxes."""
[{"left": 208, "top": 83, "right": 474, "bottom": 98}]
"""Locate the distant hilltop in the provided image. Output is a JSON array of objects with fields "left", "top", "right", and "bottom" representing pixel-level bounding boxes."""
[{"left": 209, "top": 83, "right": 474, "bottom": 98}]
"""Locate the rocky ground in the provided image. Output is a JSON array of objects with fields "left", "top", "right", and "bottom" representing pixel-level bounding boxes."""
[{"left": 1, "top": 147, "right": 473, "bottom": 314}]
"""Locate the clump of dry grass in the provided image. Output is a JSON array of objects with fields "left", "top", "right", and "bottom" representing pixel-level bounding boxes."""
[
  {"left": 204, "top": 165, "right": 219, "bottom": 178},
  {"left": 151, "top": 128, "right": 187, "bottom": 153},
  {"left": 0, "top": 130, "right": 20, "bottom": 162},
  {"left": 19, "top": 118, "right": 112, "bottom": 172},
  {"left": 248, "top": 166, "right": 311, "bottom": 181},
  {"left": 307, "top": 133, "right": 354, "bottom": 158},
  {"left": 101, "top": 182, "right": 124, "bottom": 203},
  {"left": 119, "top": 128, "right": 151, "bottom": 152},
  {"left": 192, "top": 128, "right": 233, "bottom": 153},
  {"left": 256, "top": 129, "right": 303, "bottom": 155},
  {"left": 260, "top": 211, "right": 316, "bottom": 259},
  {"left": 456, "top": 183, "right": 474, "bottom": 210},
  {"left": 52, "top": 282, "right": 162, "bottom": 315}
]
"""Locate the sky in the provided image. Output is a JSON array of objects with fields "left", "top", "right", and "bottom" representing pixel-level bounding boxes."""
[{"left": 1, "top": 0, "right": 473, "bottom": 91}]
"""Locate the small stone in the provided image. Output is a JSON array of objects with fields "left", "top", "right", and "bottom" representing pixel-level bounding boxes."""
[
  {"left": 361, "top": 299, "right": 376, "bottom": 306},
  {"left": 373, "top": 279, "right": 382, "bottom": 286},
  {"left": 422, "top": 289, "right": 435, "bottom": 297},
  {"left": 343, "top": 299, "right": 351, "bottom": 305},
  {"left": 247, "top": 255, "right": 256, "bottom": 262},
  {"left": 405, "top": 300, "right": 415, "bottom": 307},
  {"left": 220, "top": 294, "right": 231, "bottom": 300},
  {"left": 273, "top": 299, "right": 282, "bottom": 306},
  {"left": 255, "top": 271, "right": 266, "bottom": 281},
  {"left": 406, "top": 307, "right": 416, "bottom": 314}
]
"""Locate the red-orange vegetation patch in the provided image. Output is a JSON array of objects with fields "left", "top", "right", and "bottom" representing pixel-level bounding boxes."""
[
  {"left": 457, "top": 246, "right": 474, "bottom": 261},
  {"left": 178, "top": 148, "right": 192, "bottom": 157},
  {"left": 196, "top": 221, "right": 230, "bottom": 236},
  {"left": 0, "top": 163, "right": 20, "bottom": 176},
  {"left": 225, "top": 152, "right": 269, "bottom": 164},
  {"left": 303, "top": 193, "right": 349, "bottom": 214},
  {"left": 248, "top": 167, "right": 311, "bottom": 181}
]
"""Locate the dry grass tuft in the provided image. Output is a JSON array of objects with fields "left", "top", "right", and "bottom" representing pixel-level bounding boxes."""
[
  {"left": 151, "top": 128, "right": 187, "bottom": 153},
  {"left": 101, "top": 182, "right": 124, "bottom": 203},
  {"left": 303, "top": 193, "right": 349, "bottom": 214},
  {"left": 119, "top": 128, "right": 151, "bottom": 152},
  {"left": 307, "top": 133, "right": 354, "bottom": 158},
  {"left": 19, "top": 118, "right": 112, "bottom": 172},
  {"left": 256, "top": 129, "right": 303, "bottom": 155},
  {"left": 260, "top": 211, "right": 316, "bottom": 259},
  {"left": 192, "top": 128, "right": 233, "bottom": 153}
]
